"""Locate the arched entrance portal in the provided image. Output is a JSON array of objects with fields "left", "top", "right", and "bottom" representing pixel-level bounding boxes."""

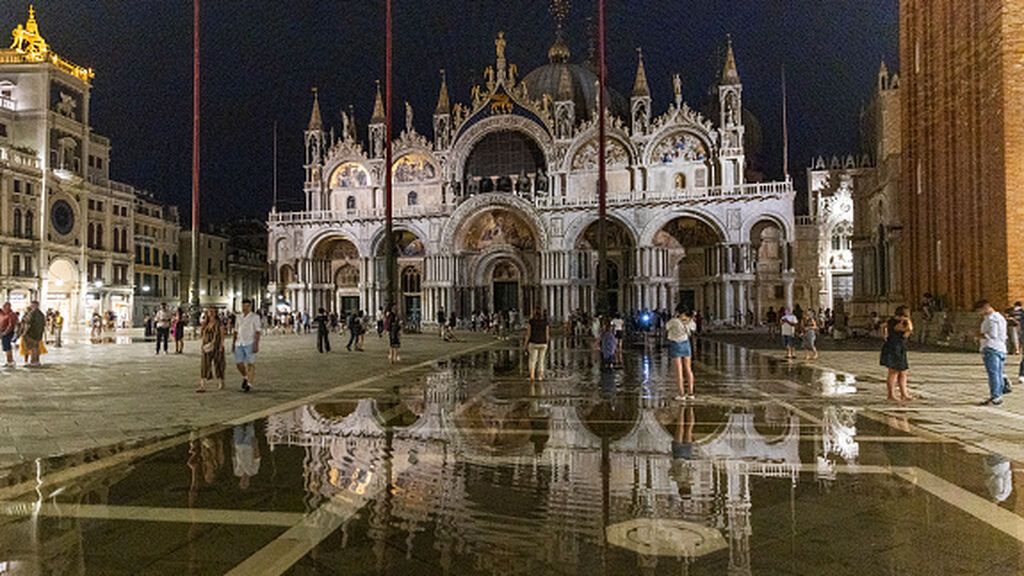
[
  {"left": 458, "top": 207, "right": 540, "bottom": 317},
  {"left": 311, "top": 236, "right": 360, "bottom": 315},
  {"left": 575, "top": 218, "right": 635, "bottom": 314},
  {"left": 47, "top": 257, "right": 79, "bottom": 322},
  {"left": 750, "top": 219, "right": 786, "bottom": 319},
  {"left": 654, "top": 216, "right": 723, "bottom": 317},
  {"left": 376, "top": 230, "right": 426, "bottom": 321}
]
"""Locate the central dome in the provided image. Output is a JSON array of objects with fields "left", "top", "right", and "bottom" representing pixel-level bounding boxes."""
[{"left": 522, "top": 61, "right": 628, "bottom": 121}]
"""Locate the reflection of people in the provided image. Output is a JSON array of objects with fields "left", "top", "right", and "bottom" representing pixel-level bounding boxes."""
[
  {"left": 985, "top": 454, "right": 1013, "bottom": 503},
  {"left": 233, "top": 423, "right": 261, "bottom": 491},
  {"left": 670, "top": 404, "right": 696, "bottom": 494}
]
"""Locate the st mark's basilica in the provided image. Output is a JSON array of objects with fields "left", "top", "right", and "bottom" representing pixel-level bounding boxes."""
[{"left": 267, "top": 29, "right": 797, "bottom": 324}]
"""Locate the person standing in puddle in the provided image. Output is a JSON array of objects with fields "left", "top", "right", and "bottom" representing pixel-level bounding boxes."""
[
  {"left": 779, "top": 308, "right": 799, "bottom": 359},
  {"left": 666, "top": 304, "right": 697, "bottom": 401},
  {"left": 880, "top": 305, "right": 914, "bottom": 402},
  {"left": 523, "top": 307, "right": 550, "bottom": 382},
  {"left": 975, "top": 299, "right": 1009, "bottom": 406}
]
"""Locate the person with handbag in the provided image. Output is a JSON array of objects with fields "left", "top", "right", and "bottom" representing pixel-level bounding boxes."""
[{"left": 198, "top": 307, "right": 226, "bottom": 393}]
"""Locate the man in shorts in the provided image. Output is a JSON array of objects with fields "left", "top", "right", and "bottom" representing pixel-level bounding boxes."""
[
  {"left": 779, "top": 307, "right": 798, "bottom": 360},
  {"left": 232, "top": 299, "right": 262, "bottom": 392}
]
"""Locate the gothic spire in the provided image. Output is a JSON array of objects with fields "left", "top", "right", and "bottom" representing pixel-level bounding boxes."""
[
  {"left": 370, "top": 80, "right": 385, "bottom": 124},
  {"left": 307, "top": 88, "right": 323, "bottom": 131},
  {"left": 720, "top": 35, "right": 741, "bottom": 85},
  {"left": 435, "top": 69, "right": 450, "bottom": 115},
  {"left": 631, "top": 48, "right": 650, "bottom": 98}
]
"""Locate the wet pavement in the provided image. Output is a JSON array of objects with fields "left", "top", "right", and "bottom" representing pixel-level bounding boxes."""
[{"left": 1, "top": 337, "right": 1023, "bottom": 575}]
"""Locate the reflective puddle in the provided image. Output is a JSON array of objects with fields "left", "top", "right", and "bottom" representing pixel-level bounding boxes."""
[{"left": 1, "top": 339, "right": 1022, "bottom": 575}]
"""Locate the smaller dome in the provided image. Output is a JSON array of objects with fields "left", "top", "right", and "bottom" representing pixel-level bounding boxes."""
[{"left": 548, "top": 35, "right": 571, "bottom": 64}]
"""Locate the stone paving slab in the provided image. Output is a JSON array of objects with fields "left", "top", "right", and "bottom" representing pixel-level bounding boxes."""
[
  {"left": 0, "top": 329, "right": 495, "bottom": 484},
  {"left": 710, "top": 330, "right": 1024, "bottom": 463}
]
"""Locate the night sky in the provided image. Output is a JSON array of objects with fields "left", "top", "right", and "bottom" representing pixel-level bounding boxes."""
[{"left": 2, "top": 1, "right": 898, "bottom": 224}]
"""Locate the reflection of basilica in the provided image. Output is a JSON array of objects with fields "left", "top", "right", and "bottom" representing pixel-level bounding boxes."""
[
  {"left": 265, "top": 367, "right": 805, "bottom": 573},
  {"left": 268, "top": 19, "right": 796, "bottom": 322}
]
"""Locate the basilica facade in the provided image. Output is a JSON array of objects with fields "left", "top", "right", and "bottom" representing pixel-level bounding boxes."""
[{"left": 268, "top": 32, "right": 796, "bottom": 324}]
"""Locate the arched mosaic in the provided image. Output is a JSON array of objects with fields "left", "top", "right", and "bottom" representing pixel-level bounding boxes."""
[
  {"left": 652, "top": 133, "right": 708, "bottom": 163},
  {"left": 393, "top": 153, "right": 438, "bottom": 183},
  {"left": 571, "top": 139, "right": 630, "bottom": 170},
  {"left": 329, "top": 162, "right": 370, "bottom": 189},
  {"left": 462, "top": 209, "right": 537, "bottom": 252}
]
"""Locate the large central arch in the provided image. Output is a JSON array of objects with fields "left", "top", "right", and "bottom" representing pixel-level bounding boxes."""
[{"left": 449, "top": 115, "right": 553, "bottom": 184}]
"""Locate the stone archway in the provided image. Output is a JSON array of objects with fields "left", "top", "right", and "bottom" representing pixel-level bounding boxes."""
[
  {"left": 653, "top": 216, "right": 725, "bottom": 317},
  {"left": 47, "top": 257, "right": 79, "bottom": 322},
  {"left": 572, "top": 216, "right": 637, "bottom": 314},
  {"left": 309, "top": 235, "right": 361, "bottom": 315}
]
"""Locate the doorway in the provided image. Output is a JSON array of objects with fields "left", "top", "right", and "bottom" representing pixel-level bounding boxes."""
[{"left": 493, "top": 281, "right": 519, "bottom": 312}]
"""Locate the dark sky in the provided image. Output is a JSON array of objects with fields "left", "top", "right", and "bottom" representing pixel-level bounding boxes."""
[{"left": 2, "top": 1, "right": 898, "bottom": 223}]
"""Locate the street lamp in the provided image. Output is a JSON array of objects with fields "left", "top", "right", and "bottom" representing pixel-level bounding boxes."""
[
  {"left": 142, "top": 285, "right": 151, "bottom": 293},
  {"left": 93, "top": 280, "right": 103, "bottom": 289}
]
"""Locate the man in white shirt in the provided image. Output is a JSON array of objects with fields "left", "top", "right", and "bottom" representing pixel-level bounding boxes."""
[
  {"left": 779, "top": 308, "right": 799, "bottom": 359},
  {"left": 232, "top": 299, "right": 262, "bottom": 392},
  {"left": 976, "top": 299, "right": 1009, "bottom": 405},
  {"left": 153, "top": 303, "right": 171, "bottom": 354}
]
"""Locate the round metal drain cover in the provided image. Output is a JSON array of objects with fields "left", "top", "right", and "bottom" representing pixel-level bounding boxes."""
[{"left": 606, "top": 519, "right": 727, "bottom": 558}]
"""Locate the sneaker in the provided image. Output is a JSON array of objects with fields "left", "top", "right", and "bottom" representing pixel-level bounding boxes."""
[
  {"left": 1018, "top": 376, "right": 1024, "bottom": 385},
  {"left": 241, "top": 379, "right": 251, "bottom": 392},
  {"left": 979, "top": 397, "right": 1003, "bottom": 406},
  {"left": 674, "top": 395, "right": 686, "bottom": 402}
]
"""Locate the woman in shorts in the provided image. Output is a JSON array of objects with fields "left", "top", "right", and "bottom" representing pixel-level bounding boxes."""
[{"left": 666, "top": 305, "right": 697, "bottom": 401}]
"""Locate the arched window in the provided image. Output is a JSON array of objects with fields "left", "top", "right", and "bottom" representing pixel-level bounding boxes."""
[
  {"left": 13, "top": 208, "right": 21, "bottom": 237},
  {"left": 401, "top": 266, "right": 421, "bottom": 294},
  {"left": 831, "top": 221, "right": 853, "bottom": 252},
  {"left": 674, "top": 173, "right": 686, "bottom": 190},
  {"left": 24, "top": 210, "right": 33, "bottom": 238},
  {"left": 346, "top": 196, "right": 356, "bottom": 211},
  {"left": 407, "top": 191, "right": 418, "bottom": 206}
]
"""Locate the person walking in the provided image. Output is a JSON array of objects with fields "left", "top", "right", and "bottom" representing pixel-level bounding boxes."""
[
  {"left": 880, "top": 306, "right": 914, "bottom": 402},
  {"left": 0, "top": 302, "right": 16, "bottom": 367},
  {"left": 345, "top": 310, "right": 360, "bottom": 351},
  {"left": 779, "top": 308, "right": 798, "bottom": 359},
  {"left": 173, "top": 310, "right": 186, "bottom": 354},
  {"left": 437, "top": 308, "right": 447, "bottom": 338},
  {"left": 315, "top": 307, "right": 331, "bottom": 353},
  {"left": 666, "top": 305, "right": 697, "bottom": 401},
  {"left": 22, "top": 301, "right": 46, "bottom": 367},
  {"left": 386, "top": 306, "right": 402, "bottom": 364},
  {"left": 523, "top": 307, "right": 550, "bottom": 382},
  {"left": 52, "top": 310, "right": 63, "bottom": 348},
  {"left": 232, "top": 299, "right": 262, "bottom": 393},
  {"left": 154, "top": 303, "right": 171, "bottom": 354},
  {"left": 802, "top": 314, "right": 819, "bottom": 360},
  {"left": 1008, "top": 303, "right": 1022, "bottom": 355},
  {"left": 376, "top": 307, "right": 385, "bottom": 338},
  {"left": 976, "top": 299, "right": 1009, "bottom": 406},
  {"left": 198, "top": 307, "right": 226, "bottom": 392}
]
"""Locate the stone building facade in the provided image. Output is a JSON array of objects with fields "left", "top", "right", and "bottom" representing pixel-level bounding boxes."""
[
  {"left": 268, "top": 31, "right": 796, "bottom": 325},
  {"left": 0, "top": 8, "right": 138, "bottom": 324},
  {"left": 132, "top": 192, "right": 181, "bottom": 323},
  {"left": 900, "top": 0, "right": 1024, "bottom": 311}
]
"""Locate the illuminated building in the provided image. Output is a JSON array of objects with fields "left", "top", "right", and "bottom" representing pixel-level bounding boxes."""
[{"left": 268, "top": 25, "right": 797, "bottom": 323}]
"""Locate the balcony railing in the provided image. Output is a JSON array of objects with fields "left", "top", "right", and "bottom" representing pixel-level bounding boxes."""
[
  {"left": 269, "top": 182, "right": 793, "bottom": 225},
  {"left": 0, "top": 146, "right": 40, "bottom": 170},
  {"left": 535, "top": 182, "right": 794, "bottom": 208},
  {"left": 0, "top": 96, "right": 15, "bottom": 111}
]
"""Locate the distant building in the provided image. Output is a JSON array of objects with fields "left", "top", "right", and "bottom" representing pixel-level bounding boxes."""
[
  {"left": 219, "top": 219, "right": 268, "bottom": 313},
  {"left": 179, "top": 230, "right": 229, "bottom": 311},
  {"left": 0, "top": 7, "right": 143, "bottom": 324},
  {"left": 268, "top": 27, "right": 796, "bottom": 324},
  {"left": 796, "top": 62, "right": 902, "bottom": 321},
  {"left": 900, "top": 0, "right": 1024, "bottom": 311},
  {"left": 132, "top": 191, "right": 181, "bottom": 324}
]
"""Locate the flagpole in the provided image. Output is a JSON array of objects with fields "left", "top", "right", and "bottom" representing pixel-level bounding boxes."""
[
  {"left": 383, "top": 0, "right": 396, "bottom": 311},
  {"left": 596, "top": 0, "right": 609, "bottom": 317},
  {"left": 782, "top": 63, "right": 789, "bottom": 180},
  {"left": 189, "top": 0, "right": 201, "bottom": 323}
]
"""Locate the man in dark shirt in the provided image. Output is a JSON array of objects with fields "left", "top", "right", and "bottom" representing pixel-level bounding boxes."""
[
  {"left": 346, "top": 311, "right": 361, "bottom": 351},
  {"left": 437, "top": 308, "right": 446, "bottom": 338},
  {"left": 314, "top": 307, "right": 331, "bottom": 353}
]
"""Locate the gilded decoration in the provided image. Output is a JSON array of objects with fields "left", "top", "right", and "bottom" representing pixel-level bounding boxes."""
[
  {"left": 463, "top": 209, "right": 536, "bottom": 251},
  {"left": 329, "top": 162, "right": 370, "bottom": 189},
  {"left": 653, "top": 133, "right": 708, "bottom": 164},
  {"left": 392, "top": 154, "right": 437, "bottom": 183},
  {"left": 8, "top": 6, "right": 93, "bottom": 82},
  {"left": 392, "top": 230, "right": 426, "bottom": 257},
  {"left": 571, "top": 139, "right": 629, "bottom": 170}
]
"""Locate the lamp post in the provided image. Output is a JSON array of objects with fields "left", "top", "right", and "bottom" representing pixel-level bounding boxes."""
[{"left": 189, "top": 0, "right": 201, "bottom": 325}]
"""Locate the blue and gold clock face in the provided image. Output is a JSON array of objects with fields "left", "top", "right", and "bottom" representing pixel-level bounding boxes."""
[{"left": 51, "top": 199, "right": 75, "bottom": 236}]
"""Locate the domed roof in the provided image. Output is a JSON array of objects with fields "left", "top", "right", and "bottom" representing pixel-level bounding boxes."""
[{"left": 522, "top": 61, "right": 629, "bottom": 120}]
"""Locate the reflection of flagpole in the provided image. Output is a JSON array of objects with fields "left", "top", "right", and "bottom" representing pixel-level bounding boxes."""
[
  {"left": 272, "top": 121, "right": 278, "bottom": 211},
  {"left": 781, "top": 63, "right": 789, "bottom": 180}
]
